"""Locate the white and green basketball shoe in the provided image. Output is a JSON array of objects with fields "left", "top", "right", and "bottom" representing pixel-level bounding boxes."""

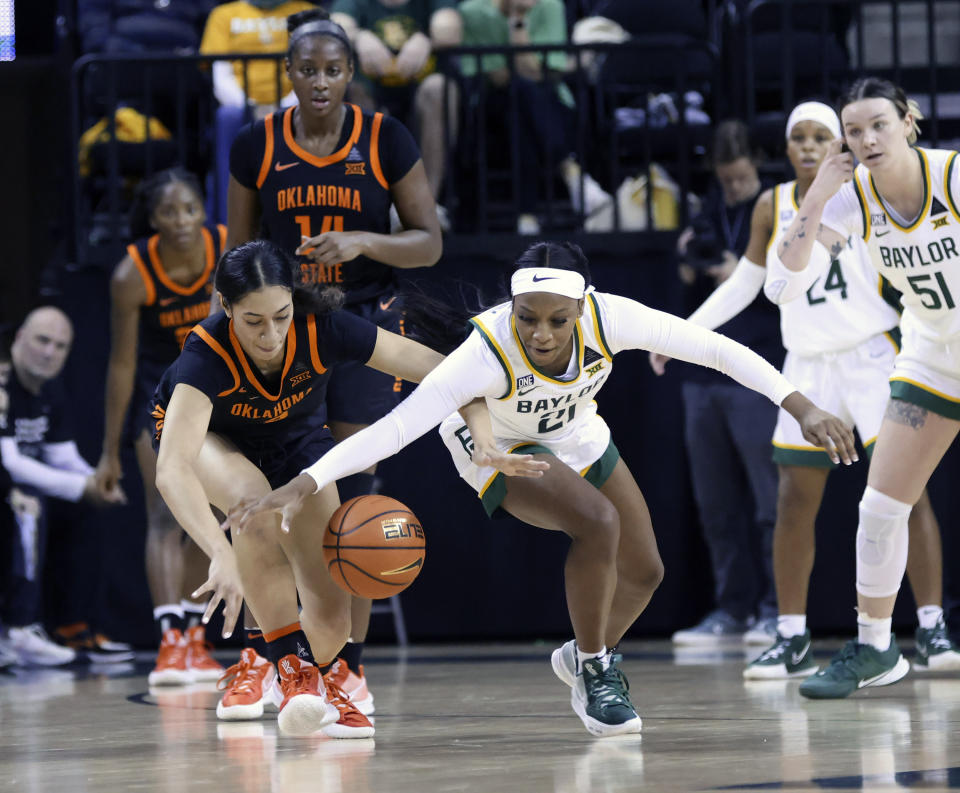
[{"left": 743, "top": 630, "right": 817, "bottom": 680}]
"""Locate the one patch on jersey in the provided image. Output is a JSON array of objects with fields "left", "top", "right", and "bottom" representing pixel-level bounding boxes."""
[
  {"left": 516, "top": 374, "right": 535, "bottom": 390},
  {"left": 586, "top": 361, "right": 604, "bottom": 377},
  {"left": 780, "top": 209, "right": 794, "bottom": 222},
  {"left": 583, "top": 346, "right": 605, "bottom": 366},
  {"left": 871, "top": 212, "right": 888, "bottom": 227},
  {"left": 933, "top": 216, "right": 950, "bottom": 229},
  {"left": 931, "top": 196, "right": 949, "bottom": 216},
  {"left": 345, "top": 162, "right": 366, "bottom": 175},
  {"left": 346, "top": 146, "right": 364, "bottom": 162}
]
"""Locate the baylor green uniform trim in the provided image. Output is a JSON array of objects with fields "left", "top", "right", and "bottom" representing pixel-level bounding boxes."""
[
  {"left": 469, "top": 317, "right": 515, "bottom": 400},
  {"left": 771, "top": 442, "right": 836, "bottom": 468},
  {"left": 890, "top": 378, "right": 960, "bottom": 420},
  {"left": 479, "top": 439, "right": 621, "bottom": 517},
  {"left": 586, "top": 293, "right": 614, "bottom": 360}
]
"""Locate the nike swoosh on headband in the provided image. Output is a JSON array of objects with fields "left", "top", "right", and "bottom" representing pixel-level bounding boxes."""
[{"left": 531, "top": 275, "right": 558, "bottom": 282}]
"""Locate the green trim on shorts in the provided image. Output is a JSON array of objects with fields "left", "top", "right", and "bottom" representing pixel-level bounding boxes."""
[
  {"left": 890, "top": 379, "right": 960, "bottom": 420},
  {"left": 771, "top": 443, "right": 836, "bottom": 469},
  {"left": 583, "top": 439, "right": 621, "bottom": 489},
  {"left": 479, "top": 439, "right": 621, "bottom": 518},
  {"left": 884, "top": 325, "right": 902, "bottom": 351},
  {"left": 863, "top": 437, "right": 876, "bottom": 458}
]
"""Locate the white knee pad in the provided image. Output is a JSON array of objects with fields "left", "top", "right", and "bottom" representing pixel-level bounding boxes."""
[{"left": 856, "top": 486, "right": 911, "bottom": 599}]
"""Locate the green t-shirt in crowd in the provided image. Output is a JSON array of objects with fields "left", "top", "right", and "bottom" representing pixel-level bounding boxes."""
[
  {"left": 332, "top": 0, "right": 456, "bottom": 53},
  {"left": 457, "top": 0, "right": 568, "bottom": 77}
]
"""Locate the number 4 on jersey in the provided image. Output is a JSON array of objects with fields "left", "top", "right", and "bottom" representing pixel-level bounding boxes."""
[{"left": 806, "top": 259, "right": 848, "bottom": 305}]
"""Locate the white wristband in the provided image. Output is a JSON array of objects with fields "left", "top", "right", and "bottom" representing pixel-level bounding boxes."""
[{"left": 764, "top": 241, "right": 830, "bottom": 305}]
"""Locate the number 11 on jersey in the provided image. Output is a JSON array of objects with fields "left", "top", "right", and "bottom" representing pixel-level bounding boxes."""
[{"left": 295, "top": 215, "right": 345, "bottom": 285}]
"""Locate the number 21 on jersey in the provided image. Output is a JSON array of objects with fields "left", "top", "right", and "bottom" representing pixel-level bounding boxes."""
[{"left": 296, "top": 215, "right": 345, "bottom": 285}]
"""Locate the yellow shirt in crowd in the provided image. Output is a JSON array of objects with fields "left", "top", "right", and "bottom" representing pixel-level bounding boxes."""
[{"left": 200, "top": 0, "right": 317, "bottom": 105}]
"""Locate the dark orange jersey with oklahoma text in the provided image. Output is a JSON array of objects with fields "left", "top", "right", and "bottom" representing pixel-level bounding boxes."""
[
  {"left": 128, "top": 223, "right": 226, "bottom": 367},
  {"left": 230, "top": 105, "right": 420, "bottom": 304},
  {"left": 151, "top": 309, "right": 377, "bottom": 447}
]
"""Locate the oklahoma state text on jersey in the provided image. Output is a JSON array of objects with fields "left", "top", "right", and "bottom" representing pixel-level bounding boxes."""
[
  {"left": 128, "top": 223, "right": 226, "bottom": 363},
  {"left": 152, "top": 308, "right": 377, "bottom": 445},
  {"left": 254, "top": 105, "right": 400, "bottom": 302}
]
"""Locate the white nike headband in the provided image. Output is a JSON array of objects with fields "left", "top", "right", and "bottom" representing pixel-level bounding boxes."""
[
  {"left": 511, "top": 268, "right": 586, "bottom": 300},
  {"left": 785, "top": 101, "right": 842, "bottom": 140}
]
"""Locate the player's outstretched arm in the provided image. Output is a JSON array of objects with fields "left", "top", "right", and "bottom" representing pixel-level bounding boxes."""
[{"left": 155, "top": 383, "right": 243, "bottom": 636}]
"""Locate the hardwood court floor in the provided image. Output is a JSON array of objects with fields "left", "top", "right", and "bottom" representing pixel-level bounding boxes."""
[{"left": 2, "top": 640, "right": 960, "bottom": 792}]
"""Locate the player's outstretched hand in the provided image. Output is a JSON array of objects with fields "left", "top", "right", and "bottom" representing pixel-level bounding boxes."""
[
  {"left": 192, "top": 549, "right": 243, "bottom": 639},
  {"left": 222, "top": 474, "right": 317, "bottom": 535},
  {"left": 648, "top": 351, "right": 671, "bottom": 376},
  {"left": 472, "top": 446, "right": 550, "bottom": 478},
  {"left": 782, "top": 391, "right": 858, "bottom": 465}
]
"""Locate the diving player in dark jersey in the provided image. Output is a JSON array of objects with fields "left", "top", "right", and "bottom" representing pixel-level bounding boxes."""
[
  {"left": 151, "top": 239, "right": 469, "bottom": 738},
  {"left": 94, "top": 169, "right": 227, "bottom": 685},
  {"left": 225, "top": 7, "right": 442, "bottom": 709}
]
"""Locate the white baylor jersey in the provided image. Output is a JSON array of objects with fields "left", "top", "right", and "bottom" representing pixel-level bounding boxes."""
[
  {"left": 466, "top": 292, "right": 615, "bottom": 455},
  {"left": 768, "top": 180, "right": 900, "bottom": 355},
  {"left": 849, "top": 147, "right": 960, "bottom": 342}
]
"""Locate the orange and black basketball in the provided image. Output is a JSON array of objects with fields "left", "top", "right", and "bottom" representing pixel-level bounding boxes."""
[{"left": 324, "top": 495, "right": 426, "bottom": 599}]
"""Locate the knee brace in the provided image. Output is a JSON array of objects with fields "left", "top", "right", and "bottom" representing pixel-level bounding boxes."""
[{"left": 856, "top": 486, "right": 911, "bottom": 599}]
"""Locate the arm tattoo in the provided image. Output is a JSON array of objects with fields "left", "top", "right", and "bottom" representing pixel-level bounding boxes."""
[{"left": 886, "top": 399, "right": 928, "bottom": 429}]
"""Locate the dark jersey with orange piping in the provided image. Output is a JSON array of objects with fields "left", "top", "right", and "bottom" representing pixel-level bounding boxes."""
[
  {"left": 127, "top": 223, "right": 226, "bottom": 368},
  {"left": 151, "top": 309, "right": 377, "bottom": 447},
  {"left": 229, "top": 104, "right": 421, "bottom": 304}
]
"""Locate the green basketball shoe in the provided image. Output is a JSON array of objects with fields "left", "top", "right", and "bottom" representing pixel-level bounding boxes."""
[
  {"left": 914, "top": 617, "right": 960, "bottom": 671},
  {"left": 799, "top": 637, "right": 909, "bottom": 699},
  {"left": 571, "top": 656, "right": 642, "bottom": 737},
  {"left": 743, "top": 630, "right": 818, "bottom": 680}
]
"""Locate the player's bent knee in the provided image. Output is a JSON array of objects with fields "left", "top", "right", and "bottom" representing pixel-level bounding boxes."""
[{"left": 855, "top": 485, "right": 911, "bottom": 599}]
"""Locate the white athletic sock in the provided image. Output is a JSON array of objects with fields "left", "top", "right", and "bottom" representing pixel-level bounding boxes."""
[
  {"left": 576, "top": 645, "right": 609, "bottom": 670},
  {"left": 777, "top": 614, "right": 806, "bottom": 638},
  {"left": 857, "top": 613, "right": 892, "bottom": 652},
  {"left": 917, "top": 605, "right": 943, "bottom": 630}
]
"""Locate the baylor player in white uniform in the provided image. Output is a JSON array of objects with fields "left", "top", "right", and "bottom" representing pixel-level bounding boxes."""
[
  {"left": 437, "top": 292, "right": 619, "bottom": 516},
  {"left": 769, "top": 78, "right": 960, "bottom": 699},
  {"left": 223, "top": 241, "right": 857, "bottom": 736},
  {"left": 654, "top": 101, "right": 960, "bottom": 681}
]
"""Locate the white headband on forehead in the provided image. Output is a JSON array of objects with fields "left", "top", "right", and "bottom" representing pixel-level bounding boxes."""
[
  {"left": 511, "top": 268, "right": 586, "bottom": 300},
  {"left": 785, "top": 101, "right": 842, "bottom": 140}
]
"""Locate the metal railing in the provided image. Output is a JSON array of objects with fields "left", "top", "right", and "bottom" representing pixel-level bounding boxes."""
[
  {"left": 70, "top": 37, "right": 719, "bottom": 264},
  {"left": 732, "top": 0, "right": 960, "bottom": 145}
]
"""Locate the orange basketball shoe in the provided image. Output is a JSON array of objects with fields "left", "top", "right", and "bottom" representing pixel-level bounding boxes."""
[
  {"left": 148, "top": 629, "right": 192, "bottom": 685},
  {"left": 322, "top": 671, "right": 376, "bottom": 738},
  {"left": 185, "top": 625, "right": 225, "bottom": 682},
  {"left": 326, "top": 659, "right": 375, "bottom": 715},
  {"left": 217, "top": 648, "right": 281, "bottom": 720},
  {"left": 275, "top": 655, "right": 339, "bottom": 736}
]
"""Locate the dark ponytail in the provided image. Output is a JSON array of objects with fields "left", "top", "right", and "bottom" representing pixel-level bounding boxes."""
[
  {"left": 128, "top": 167, "right": 204, "bottom": 240},
  {"left": 215, "top": 240, "right": 344, "bottom": 315},
  {"left": 401, "top": 241, "right": 594, "bottom": 354}
]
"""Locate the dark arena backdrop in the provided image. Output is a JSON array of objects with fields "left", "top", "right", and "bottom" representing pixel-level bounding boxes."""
[{"left": 3, "top": 0, "right": 960, "bottom": 647}]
